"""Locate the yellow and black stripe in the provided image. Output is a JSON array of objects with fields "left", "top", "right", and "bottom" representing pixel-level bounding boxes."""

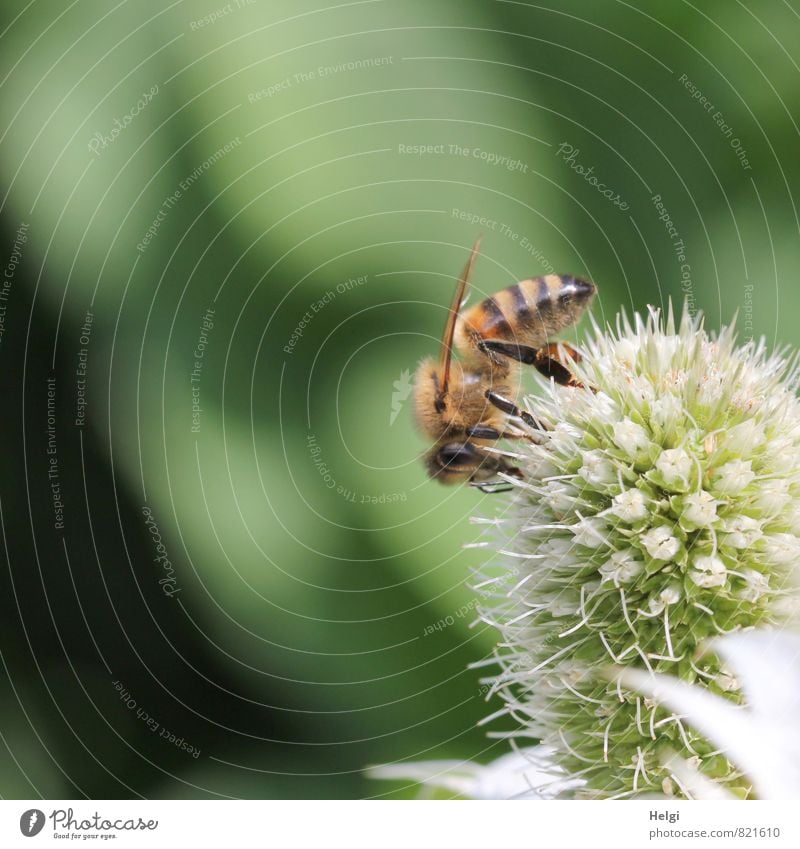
[{"left": 462, "top": 274, "right": 595, "bottom": 341}]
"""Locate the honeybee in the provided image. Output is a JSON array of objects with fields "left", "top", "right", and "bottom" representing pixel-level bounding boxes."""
[{"left": 413, "top": 237, "right": 596, "bottom": 491}]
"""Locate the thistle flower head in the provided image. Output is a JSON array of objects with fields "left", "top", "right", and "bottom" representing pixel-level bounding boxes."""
[{"left": 475, "top": 306, "right": 800, "bottom": 798}]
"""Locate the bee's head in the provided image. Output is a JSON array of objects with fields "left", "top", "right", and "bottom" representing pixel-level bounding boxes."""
[{"left": 424, "top": 441, "right": 516, "bottom": 485}]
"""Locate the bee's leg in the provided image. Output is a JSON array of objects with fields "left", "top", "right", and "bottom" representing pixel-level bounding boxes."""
[
  {"left": 537, "top": 343, "right": 597, "bottom": 392},
  {"left": 478, "top": 339, "right": 538, "bottom": 365},
  {"left": 541, "top": 341, "right": 582, "bottom": 362},
  {"left": 464, "top": 424, "right": 503, "bottom": 440},
  {"left": 470, "top": 480, "right": 516, "bottom": 493},
  {"left": 470, "top": 466, "right": 524, "bottom": 493},
  {"left": 465, "top": 424, "right": 539, "bottom": 444},
  {"left": 479, "top": 340, "right": 585, "bottom": 388},
  {"left": 485, "top": 390, "right": 548, "bottom": 430},
  {"left": 532, "top": 350, "right": 584, "bottom": 388}
]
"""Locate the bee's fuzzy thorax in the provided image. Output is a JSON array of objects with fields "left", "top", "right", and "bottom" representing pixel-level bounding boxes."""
[{"left": 412, "top": 356, "right": 517, "bottom": 441}]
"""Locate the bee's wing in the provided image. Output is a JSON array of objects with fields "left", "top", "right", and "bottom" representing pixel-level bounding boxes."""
[{"left": 438, "top": 236, "right": 481, "bottom": 396}]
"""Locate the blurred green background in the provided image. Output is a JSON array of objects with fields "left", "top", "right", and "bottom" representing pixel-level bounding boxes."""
[{"left": 0, "top": 0, "right": 798, "bottom": 799}]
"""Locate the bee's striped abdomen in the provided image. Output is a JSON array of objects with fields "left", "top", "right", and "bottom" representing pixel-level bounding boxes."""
[
  {"left": 458, "top": 274, "right": 596, "bottom": 349},
  {"left": 461, "top": 292, "right": 513, "bottom": 340}
]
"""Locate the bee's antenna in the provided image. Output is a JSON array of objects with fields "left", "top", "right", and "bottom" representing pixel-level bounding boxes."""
[{"left": 437, "top": 236, "right": 482, "bottom": 406}]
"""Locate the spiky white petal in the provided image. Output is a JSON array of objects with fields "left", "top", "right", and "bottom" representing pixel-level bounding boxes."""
[
  {"left": 599, "top": 549, "right": 644, "bottom": 586},
  {"left": 689, "top": 555, "right": 728, "bottom": 588},
  {"left": 610, "top": 489, "right": 649, "bottom": 522},
  {"left": 641, "top": 526, "right": 681, "bottom": 560},
  {"left": 614, "top": 419, "right": 651, "bottom": 456},
  {"left": 580, "top": 450, "right": 616, "bottom": 486},
  {"left": 712, "top": 459, "right": 755, "bottom": 494},
  {"left": 648, "top": 585, "right": 681, "bottom": 615},
  {"left": 680, "top": 491, "right": 718, "bottom": 529},
  {"left": 655, "top": 448, "right": 692, "bottom": 490}
]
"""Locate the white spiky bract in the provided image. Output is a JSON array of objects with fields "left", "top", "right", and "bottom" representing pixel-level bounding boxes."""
[
  {"left": 621, "top": 630, "right": 800, "bottom": 800},
  {"left": 473, "top": 307, "right": 800, "bottom": 798},
  {"left": 370, "top": 630, "right": 800, "bottom": 799},
  {"left": 369, "top": 745, "right": 585, "bottom": 800}
]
